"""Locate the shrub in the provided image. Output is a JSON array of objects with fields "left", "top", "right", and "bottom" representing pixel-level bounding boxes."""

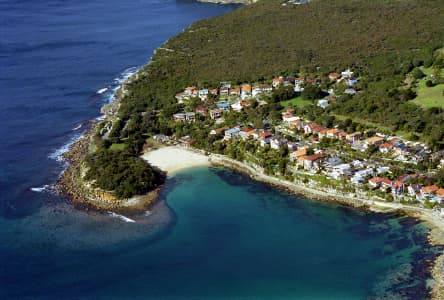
[
  {"left": 412, "top": 68, "right": 426, "bottom": 80},
  {"left": 425, "top": 80, "right": 435, "bottom": 87}
]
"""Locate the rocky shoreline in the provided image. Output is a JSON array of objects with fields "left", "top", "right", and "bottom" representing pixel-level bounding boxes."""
[
  {"left": 55, "top": 124, "right": 160, "bottom": 215},
  {"left": 55, "top": 70, "right": 163, "bottom": 215}
]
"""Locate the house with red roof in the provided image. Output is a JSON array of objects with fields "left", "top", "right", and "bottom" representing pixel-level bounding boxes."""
[
  {"left": 230, "top": 87, "right": 241, "bottom": 97},
  {"left": 239, "top": 128, "right": 255, "bottom": 140},
  {"left": 326, "top": 129, "right": 342, "bottom": 139},
  {"left": 272, "top": 77, "right": 284, "bottom": 88},
  {"left": 290, "top": 119, "right": 305, "bottom": 130},
  {"left": 391, "top": 180, "right": 405, "bottom": 195},
  {"left": 298, "top": 153, "right": 325, "bottom": 170},
  {"left": 368, "top": 177, "right": 384, "bottom": 188},
  {"left": 304, "top": 122, "right": 327, "bottom": 135},
  {"left": 241, "top": 84, "right": 252, "bottom": 99},
  {"left": 328, "top": 72, "right": 341, "bottom": 81},
  {"left": 436, "top": 189, "right": 444, "bottom": 203},
  {"left": 210, "top": 126, "right": 229, "bottom": 135},
  {"left": 209, "top": 88, "right": 219, "bottom": 96},
  {"left": 290, "top": 147, "right": 308, "bottom": 162},
  {"left": 184, "top": 86, "right": 198, "bottom": 96},
  {"left": 379, "top": 143, "right": 394, "bottom": 153},
  {"left": 258, "top": 131, "right": 273, "bottom": 147},
  {"left": 195, "top": 105, "right": 207, "bottom": 116},
  {"left": 346, "top": 132, "right": 362, "bottom": 144},
  {"left": 397, "top": 174, "right": 411, "bottom": 183},
  {"left": 421, "top": 185, "right": 439, "bottom": 199},
  {"left": 380, "top": 178, "right": 392, "bottom": 191}
]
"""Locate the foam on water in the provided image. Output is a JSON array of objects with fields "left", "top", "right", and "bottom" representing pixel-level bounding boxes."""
[
  {"left": 72, "top": 124, "right": 82, "bottom": 131},
  {"left": 105, "top": 66, "right": 139, "bottom": 104},
  {"left": 108, "top": 212, "right": 136, "bottom": 223},
  {"left": 49, "top": 66, "right": 139, "bottom": 163},
  {"left": 96, "top": 87, "right": 108, "bottom": 94},
  {"left": 114, "top": 66, "right": 138, "bottom": 84},
  {"left": 30, "top": 185, "right": 51, "bottom": 193},
  {"left": 48, "top": 131, "right": 85, "bottom": 162}
]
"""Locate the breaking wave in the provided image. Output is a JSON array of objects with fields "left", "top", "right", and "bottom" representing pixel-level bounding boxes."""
[{"left": 108, "top": 212, "right": 136, "bottom": 223}]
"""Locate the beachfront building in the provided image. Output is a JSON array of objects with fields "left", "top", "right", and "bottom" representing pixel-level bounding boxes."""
[
  {"left": 297, "top": 153, "right": 325, "bottom": 170},
  {"left": 290, "top": 147, "right": 307, "bottom": 162}
]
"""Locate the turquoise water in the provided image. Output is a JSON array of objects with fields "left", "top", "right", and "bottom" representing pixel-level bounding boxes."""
[
  {"left": 2, "top": 166, "right": 437, "bottom": 299},
  {"left": 3, "top": 0, "right": 437, "bottom": 298}
]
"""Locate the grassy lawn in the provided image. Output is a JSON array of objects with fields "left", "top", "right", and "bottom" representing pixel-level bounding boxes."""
[
  {"left": 411, "top": 79, "right": 444, "bottom": 109},
  {"left": 419, "top": 66, "right": 444, "bottom": 77},
  {"left": 409, "top": 66, "right": 444, "bottom": 109},
  {"left": 109, "top": 143, "right": 127, "bottom": 151},
  {"left": 280, "top": 96, "right": 312, "bottom": 107}
]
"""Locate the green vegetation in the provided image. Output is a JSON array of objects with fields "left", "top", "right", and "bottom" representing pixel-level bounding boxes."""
[
  {"left": 411, "top": 68, "right": 426, "bottom": 80},
  {"left": 109, "top": 143, "right": 127, "bottom": 151},
  {"left": 410, "top": 67, "right": 444, "bottom": 109},
  {"left": 411, "top": 80, "right": 444, "bottom": 109},
  {"left": 85, "top": 149, "right": 165, "bottom": 199},
  {"left": 280, "top": 96, "right": 311, "bottom": 107},
  {"left": 420, "top": 66, "right": 444, "bottom": 77},
  {"left": 301, "top": 85, "right": 322, "bottom": 101}
]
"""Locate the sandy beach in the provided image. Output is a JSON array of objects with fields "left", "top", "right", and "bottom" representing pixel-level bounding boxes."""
[{"left": 142, "top": 146, "right": 211, "bottom": 175}]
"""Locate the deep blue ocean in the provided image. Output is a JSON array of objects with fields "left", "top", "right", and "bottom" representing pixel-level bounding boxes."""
[{"left": 0, "top": 0, "right": 441, "bottom": 299}]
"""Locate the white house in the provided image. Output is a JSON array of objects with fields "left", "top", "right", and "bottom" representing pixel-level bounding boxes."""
[
  {"left": 198, "top": 89, "right": 209, "bottom": 101},
  {"left": 231, "top": 101, "right": 243, "bottom": 112},
  {"left": 270, "top": 137, "right": 281, "bottom": 150},
  {"left": 317, "top": 99, "right": 329, "bottom": 109},
  {"left": 332, "top": 163, "right": 352, "bottom": 176},
  {"left": 224, "top": 128, "right": 241, "bottom": 140}
]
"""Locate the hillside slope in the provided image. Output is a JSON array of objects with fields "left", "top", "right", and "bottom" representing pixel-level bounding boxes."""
[
  {"left": 119, "top": 0, "right": 444, "bottom": 146},
  {"left": 158, "top": 0, "right": 444, "bottom": 81}
]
